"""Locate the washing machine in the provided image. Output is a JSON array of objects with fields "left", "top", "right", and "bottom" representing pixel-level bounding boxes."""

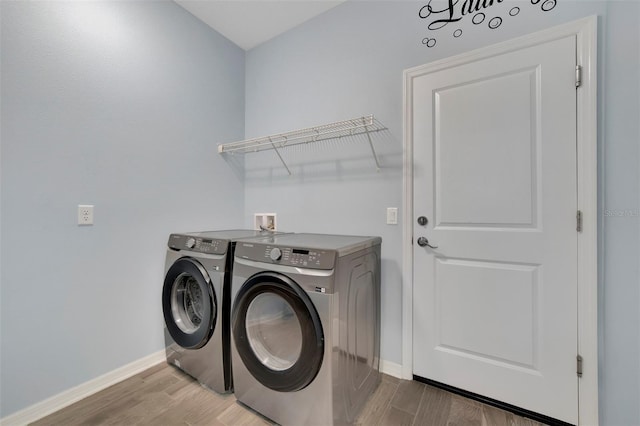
[
  {"left": 230, "top": 233, "right": 381, "bottom": 425},
  {"left": 162, "top": 229, "right": 281, "bottom": 393}
]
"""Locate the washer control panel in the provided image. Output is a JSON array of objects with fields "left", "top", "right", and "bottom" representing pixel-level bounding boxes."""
[
  {"left": 168, "top": 234, "right": 227, "bottom": 255},
  {"left": 237, "top": 243, "right": 336, "bottom": 270}
]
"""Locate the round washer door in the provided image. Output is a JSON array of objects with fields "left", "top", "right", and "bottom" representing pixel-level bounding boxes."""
[
  {"left": 162, "top": 257, "right": 216, "bottom": 349},
  {"left": 232, "top": 271, "right": 324, "bottom": 392}
]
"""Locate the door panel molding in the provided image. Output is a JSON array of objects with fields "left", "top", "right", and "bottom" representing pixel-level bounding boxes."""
[{"left": 402, "top": 16, "right": 598, "bottom": 425}]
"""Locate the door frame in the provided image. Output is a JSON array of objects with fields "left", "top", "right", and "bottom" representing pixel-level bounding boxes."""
[{"left": 401, "top": 16, "right": 598, "bottom": 425}]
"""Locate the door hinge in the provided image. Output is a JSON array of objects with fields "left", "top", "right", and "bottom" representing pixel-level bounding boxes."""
[
  {"left": 577, "top": 355, "right": 583, "bottom": 377},
  {"left": 576, "top": 65, "right": 582, "bottom": 88},
  {"left": 576, "top": 210, "right": 583, "bottom": 232}
]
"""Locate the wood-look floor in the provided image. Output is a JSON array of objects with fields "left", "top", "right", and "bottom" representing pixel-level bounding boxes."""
[{"left": 33, "top": 363, "right": 547, "bottom": 426}]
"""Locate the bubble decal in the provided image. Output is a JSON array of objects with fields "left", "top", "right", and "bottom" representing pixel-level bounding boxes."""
[
  {"left": 422, "top": 37, "right": 436, "bottom": 48},
  {"left": 472, "top": 13, "right": 486, "bottom": 25},
  {"left": 542, "top": 0, "right": 557, "bottom": 12},
  {"left": 418, "top": 0, "right": 560, "bottom": 47}
]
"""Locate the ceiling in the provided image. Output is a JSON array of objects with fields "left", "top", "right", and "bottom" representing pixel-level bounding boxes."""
[{"left": 175, "top": 1, "right": 347, "bottom": 51}]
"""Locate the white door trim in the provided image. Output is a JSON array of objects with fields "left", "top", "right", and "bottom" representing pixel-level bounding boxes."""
[{"left": 402, "top": 16, "right": 598, "bottom": 425}]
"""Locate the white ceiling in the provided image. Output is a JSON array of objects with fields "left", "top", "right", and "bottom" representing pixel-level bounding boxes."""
[{"left": 175, "top": 1, "right": 347, "bottom": 51}]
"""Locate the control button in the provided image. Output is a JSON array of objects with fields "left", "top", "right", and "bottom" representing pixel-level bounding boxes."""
[
  {"left": 269, "top": 247, "right": 283, "bottom": 261},
  {"left": 185, "top": 238, "right": 196, "bottom": 249}
]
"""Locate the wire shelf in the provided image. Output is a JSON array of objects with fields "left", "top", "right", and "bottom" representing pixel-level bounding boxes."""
[{"left": 217, "top": 115, "right": 387, "bottom": 174}]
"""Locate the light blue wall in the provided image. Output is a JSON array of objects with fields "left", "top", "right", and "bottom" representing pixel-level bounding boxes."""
[
  {"left": 600, "top": 2, "right": 640, "bottom": 424},
  {"left": 1, "top": 0, "right": 638, "bottom": 424},
  {"left": 0, "top": 0, "right": 245, "bottom": 417},
  {"left": 244, "top": 1, "right": 639, "bottom": 424}
]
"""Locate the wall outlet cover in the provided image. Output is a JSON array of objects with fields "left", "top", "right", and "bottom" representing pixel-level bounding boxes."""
[{"left": 78, "top": 205, "right": 94, "bottom": 225}]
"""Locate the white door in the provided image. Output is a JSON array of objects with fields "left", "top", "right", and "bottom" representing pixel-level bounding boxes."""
[{"left": 411, "top": 35, "right": 578, "bottom": 423}]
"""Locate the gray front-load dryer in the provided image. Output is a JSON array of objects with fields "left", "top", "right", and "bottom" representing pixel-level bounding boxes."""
[
  {"left": 162, "top": 229, "right": 281, "bottom": 393},
  {"left": 230, "top": 233, "right": 381, "bottom": 425}
]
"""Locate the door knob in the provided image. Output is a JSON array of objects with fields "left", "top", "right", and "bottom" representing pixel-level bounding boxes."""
[
  {"left": 416, "top": 237, "right": 438, "bottom": 249},
  {"left": 417, "top": 216, "right": 428, "bottom": 226}
]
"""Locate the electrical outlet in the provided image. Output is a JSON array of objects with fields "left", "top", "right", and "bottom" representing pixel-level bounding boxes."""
[
  {"left": 78, "top": 205, "right": 94, "bottom": 225},
  {"left": 386, "top": 207, "right": 398, "bottom": 225}
]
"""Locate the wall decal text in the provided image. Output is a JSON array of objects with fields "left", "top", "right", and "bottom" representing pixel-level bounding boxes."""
[{"left": 419, "top": 0, "right": 558, "bottom": 48}]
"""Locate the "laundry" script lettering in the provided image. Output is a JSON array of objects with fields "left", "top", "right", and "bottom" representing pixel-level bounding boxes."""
[{"left": 419, "top": 0, "right": 506, "bottom": 30}]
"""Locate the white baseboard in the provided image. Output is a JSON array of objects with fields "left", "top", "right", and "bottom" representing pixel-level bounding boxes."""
[
  {"left": 380, "top": 359, "right": 403, "bottom": 379},
  {"left": 1, "top": 350, "right": 166, "bottom": 426},
  {"left": 1, "top": 352, "right": 401, "bottom": 425}
]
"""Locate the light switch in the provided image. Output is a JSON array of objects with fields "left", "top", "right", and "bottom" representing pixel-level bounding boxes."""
[{"left": 386, "top": 207, "right": 398, "bottom": 225}]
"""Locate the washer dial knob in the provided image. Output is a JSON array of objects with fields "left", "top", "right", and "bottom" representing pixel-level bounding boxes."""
[
  {"left": 269, "top": 247, "right": 283, "bottom": 261},
  {"left": 185, "top": 238, "right": 196, "bottom": 249}
]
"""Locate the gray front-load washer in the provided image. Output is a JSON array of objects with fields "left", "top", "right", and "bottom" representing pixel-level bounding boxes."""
[
  {"left": 162, "top": 229, "right": 281, "bottom": 393},
  {"left": 230, "top": 233, "right": 381, "bottom": 425}
]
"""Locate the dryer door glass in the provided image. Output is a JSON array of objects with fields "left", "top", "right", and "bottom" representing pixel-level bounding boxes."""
[
  {"left": 245, "top": 293, "right": 303, "bottom": 371},
  {"left": 232, "top": 271, "right": 324, "bottom": 392},
  {"left": 163, "top": 258, "right": 216, "bottom": 349}
]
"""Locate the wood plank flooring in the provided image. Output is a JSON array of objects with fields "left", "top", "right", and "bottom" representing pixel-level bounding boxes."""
[{"left": 33, "top": 363, "right": 547, "bottom": 426}]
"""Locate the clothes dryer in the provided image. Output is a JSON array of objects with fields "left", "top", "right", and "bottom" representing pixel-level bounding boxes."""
[
  {"left": 230, "top": 233, "right": 381, "bottom": 425},
  {"left": 162, "top": 229, "right": 280, "bottom": 393}
]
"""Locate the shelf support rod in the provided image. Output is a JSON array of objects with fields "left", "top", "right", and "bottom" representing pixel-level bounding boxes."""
[
  {"left": 362, "top": 117, "right": 382, "bottom": 172},
  {"left": 269, "top": 137, "right": 292, "bottom": 175}
]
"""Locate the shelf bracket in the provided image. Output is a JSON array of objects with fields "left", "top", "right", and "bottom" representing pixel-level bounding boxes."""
[
  {"left": 363, "top": 117, "right": 382, "bottom": 172},
  {"left": 269, "top": 137, "right": 292, "bottom": 176}
]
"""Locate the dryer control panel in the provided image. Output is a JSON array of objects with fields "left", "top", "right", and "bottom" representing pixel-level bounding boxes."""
[
  {"left": 237, "top": 243, "right": 336, "bottom": 270},
  {"left": 168, "top": 234, "right": 228, "bottom": 255}
]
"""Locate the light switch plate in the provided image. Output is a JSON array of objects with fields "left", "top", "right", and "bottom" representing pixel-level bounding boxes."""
[{"left": 386, "top": 207, "right": 398, "bottom": 225}]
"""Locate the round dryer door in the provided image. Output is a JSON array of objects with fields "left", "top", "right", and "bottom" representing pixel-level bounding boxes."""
[
  {"left": 232, "top": 272, "right": 324, "bottom": 392},
  {"left": 162, "top": 258, "right": 216, "bottom": 349}
]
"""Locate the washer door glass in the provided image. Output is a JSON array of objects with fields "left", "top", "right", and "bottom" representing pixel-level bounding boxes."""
[
  {"left": 171, "top": 272, "right": 211, "bottom": 334},
  {"left": 163, "top": 258, "right": 216, "bottom": 349},
  {"left": 232, "top": 271, "right": 324, "bottom": 392},
  {"left": 245, "top": 293, "right": 303, "bottom": 371}
]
